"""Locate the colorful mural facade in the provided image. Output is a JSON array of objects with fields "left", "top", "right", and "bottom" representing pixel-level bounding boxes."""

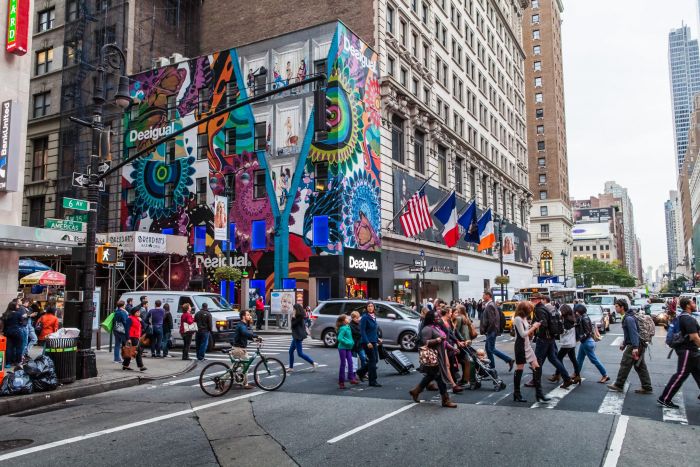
[{"left": 121, "top": 22, "right": 380, "bottom": 297}]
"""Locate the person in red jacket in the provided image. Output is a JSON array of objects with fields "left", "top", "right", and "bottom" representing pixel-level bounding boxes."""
[
  {"left": 36, "top": 307, "right": 59, "bottom": 344},
  {"left": 179, "top": 303, "right": 195, "bottom": 360},
  {"left": 123, "top": 308, "right": 146, "bottom": 371}
]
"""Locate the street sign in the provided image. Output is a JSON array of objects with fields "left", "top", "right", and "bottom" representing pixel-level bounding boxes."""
[
  {"left": 96, "top": 245, "right": 119, "bottom": 264},
  {"left": 409, "top": 266, "right": 425, "bottom": 274},
  {"left": 504, "top": 269, "right": 509, "bottom": 276},
  {"left": 71, "top": 172, "right": 106, "bottom": 191},
  {"left": 413, "top": 259, "right": 422, "bottom": 266},
  {"left": 113, "top": 261, "right": 125, "bottom": 269},
  {"left": 97, "top": 161, "right": 111, "bottom": 174},
  {"left": 45, "top": 218, "right": 86, "bottom": 232},
  {"left": 65, "top": 213, "right": 89, "bottom": 222},
  {"left": 63, "top": 197, "right": 91, "bottom": 211}
]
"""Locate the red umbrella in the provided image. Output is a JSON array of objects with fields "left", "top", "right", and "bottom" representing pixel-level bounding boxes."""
[{"left": 19, "top": 270, "right": 66, "bottom": 286}]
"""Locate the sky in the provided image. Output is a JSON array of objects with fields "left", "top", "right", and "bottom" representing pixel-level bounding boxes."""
[{"left": 562, "top": 0, "right": 697, "bottom": 271}]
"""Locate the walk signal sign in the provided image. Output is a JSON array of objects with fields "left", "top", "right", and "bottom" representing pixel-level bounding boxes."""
[{"left": 96, "top": 245, "right": 118, "bottom": 264}]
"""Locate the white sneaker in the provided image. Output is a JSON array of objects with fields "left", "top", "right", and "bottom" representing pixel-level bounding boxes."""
[{"left": 312, "top": 362, "right": 319, "bottom": 371}]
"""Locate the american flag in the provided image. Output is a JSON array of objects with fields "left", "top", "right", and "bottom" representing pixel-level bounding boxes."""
[{"left": 399, "top": 189, "right": 433, "bottom": 238}]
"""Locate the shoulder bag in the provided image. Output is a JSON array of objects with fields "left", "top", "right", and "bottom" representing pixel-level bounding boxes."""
[
  {"left": 183, "top": 321, "right": 198, "bottom": 333},
  {"left": 418, "top": 345, "right": 439, "bottom": 368},
  {"left": 121, "top": 341, "right": 137, "bottom": 359}
]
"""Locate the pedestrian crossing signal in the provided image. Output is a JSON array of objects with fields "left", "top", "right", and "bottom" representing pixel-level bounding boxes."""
[{"left": 96, "top": 245, "right": 119, "bottom": 264}]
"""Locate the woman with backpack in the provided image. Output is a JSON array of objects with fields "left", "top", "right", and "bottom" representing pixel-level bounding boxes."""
[
  {"left": 574, "top": 304, "right": 609, "bottom": 384},
  {"left": 548, "top": 304, "right": 581, "bottom": 384}
]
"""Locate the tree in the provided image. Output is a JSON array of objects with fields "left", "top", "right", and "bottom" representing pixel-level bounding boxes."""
[
  {"left": 214, "top": 266, "right": 243, "bottom": 283},
  {"left": 573, "top": 258, "right": 637, "bottom": 288}
]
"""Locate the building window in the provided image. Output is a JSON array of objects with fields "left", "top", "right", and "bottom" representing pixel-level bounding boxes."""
[
  {"left": 400, "top": 19, "right": 407, "bottom": 46},
  {"left": 539, "top": 174, "right": 546, "bottom": 184},
  {"left": 534, "top": 77, "right": 542, "bottom": 87},
  {"left": 536, "top": 108, "right": 544, "bottom": 119},
  {"left": 539, "top": 190, "right": 547, "bottom": 200},
  {"left": 532, "top": 0, "right": 540, "bottom": 8},
  {"left": 537, "top": 125, "right": 544, "bottom": 135},
  {"left": 314, "top": 161, "right": 328, "bottom": 192},
  {"left": 532, "top": 14, "right": 540, "bottom": 24},
  {"left": 165, "top": 140, "right": 176, "bottom": 164},
  {"left": 197, "top": 133, "right": 208, "bottom": 160},
  {"left": 64, "top": 43, "right": 79, "bottom": 66},
  {"left": 226, "top": 128, "right": 237, "bottom": 154},
  {"left": 196, "top": 177, "right": 207, "bottom": 205},
  {"left": 387, "top": 55, "right": 395, "bottom": 76},
  {"left": 535, "top": 93, "right": 543, "bottom": 103},
  {"left": 422, "top": 3, "right": 428, "bottom": 23},
  {"left": 32, "top": 137, "right": 48, "bottom": 181},
  {"left": 387, "top": 5, "right": 395, "bottom": 34},
  {"left": 538, "top": 157, "right": 546, "bottom": 167},
  {"left": 164, "top": 183, "right": 175, "bottom": 208},
  {"left": 66, "top": 0, "right": 78, "bottom": 21},
  {"left": 254, "top": 122, "right": 267, "bottom": 151},
  {"left": 36, "top": 48, "right": 53, "bottom": 75},
  {"left": 400, "top": 67, "right": 408, "bottom": 87},
  {"left": 481, "top": 176, "right": 488, "bottom": 206},
  {"left": 33, "top": 92, "right": 51, "bottom": 118},
  {"left": 312, "top": 216, "right": 330, "bottom": 247},
  {"left": 198, "top": 88, "right": 211, "bottom": 114},
  {"left": 534, "top": 61, "right": 542, "bottom": 72},
  {"left": 29, "top": 197, "right": 46, "bottom": 227},
  {"left": 253, "top": 170, "right": 266, "bottom": 199},
  {"left": 532, "top": 29, "right": 540, "bottom": 40},
  {"left": 38, "top": 8, "right": 56, "bottom": 32},
  {"left": 414, "top": 130, "right": 425, "bottom": 174},
  {"left": 537, "top": 140, "right": 545, "bottom": 151},
  {"left": 412, "top": 78, "right": 419, "bottom": 95},
  {"left": 470, "top": 167, "right": 477, "bottom": 198},
  {"left": 391, "top": 116, "right": 405, "bottom": 164},
  {"left": 539, "top": 249, "right": 553, "bottom": 275},
  {"left": 437, "top": 145, "right": 447, "bottom": 185},
  {"left": 455, "top": 158, "right": 464, "bottom": 194},
  {"left": 541, "top": 224, "right": 550, "bottom": 233},
  {"left": 533, "top": 45, "right": 541, "bottom": 55}
]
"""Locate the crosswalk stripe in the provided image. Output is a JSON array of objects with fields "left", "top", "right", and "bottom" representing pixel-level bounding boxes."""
[
  {"left": 598, "top": 382, "right": 629, "bottom": 415},
  {"left": 610, "top": 336, "right": 623, "bottom": 346},
  {"left": 662, "top": 391, "right": 688, "bottom": 425},
  {"left": 530, "top": 378, "right": 585, "bottom": 409}
]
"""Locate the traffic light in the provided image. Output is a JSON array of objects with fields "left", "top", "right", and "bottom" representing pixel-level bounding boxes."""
[
  {"left": 314, "top": 87, "right": 333, "bottom": 139},
  {"left": 96, "top": 244, "right": 119, "bottom": 264}
]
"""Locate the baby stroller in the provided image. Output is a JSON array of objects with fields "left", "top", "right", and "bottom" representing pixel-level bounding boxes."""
[{"left": 464, "top": 346, "right": 506, "bottom": 391}]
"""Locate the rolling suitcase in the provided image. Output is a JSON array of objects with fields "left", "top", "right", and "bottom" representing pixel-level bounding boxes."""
[{"left": 384, "top": 350, "right": 414, "bottom": 375}]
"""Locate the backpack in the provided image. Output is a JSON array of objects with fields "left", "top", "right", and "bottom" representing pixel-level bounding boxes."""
[
  {"left": 634, "top": 313, "right": 655, "bottom": 345},
  {"left": 665, "top": 316, "right": 682, "bottom": 348},
  {"left": 547, "top": 308, "right": 564, "bottom": 339}
]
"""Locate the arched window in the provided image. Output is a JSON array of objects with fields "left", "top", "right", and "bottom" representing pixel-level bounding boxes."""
[{"left": 539, "top": 249, "right": 553, "bottom": 275}]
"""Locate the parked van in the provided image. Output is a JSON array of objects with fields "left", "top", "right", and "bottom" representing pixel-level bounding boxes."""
[{"left": 118, "top": 291, "right": 239, "bottom": 351}]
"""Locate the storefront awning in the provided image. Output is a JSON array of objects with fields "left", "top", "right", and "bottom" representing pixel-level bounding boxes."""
[{"left": 393, "top": 270, "right": 470, "bottom": 282}]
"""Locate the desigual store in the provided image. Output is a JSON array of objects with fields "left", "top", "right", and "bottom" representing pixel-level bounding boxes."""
[{"left": 120, "top": 22, "right": 382, "bottom": 307}]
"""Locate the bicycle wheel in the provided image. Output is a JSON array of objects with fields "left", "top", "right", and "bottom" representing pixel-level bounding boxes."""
[
  {"left": 199, "top": 362, "right": 234, "bottom": 397},
  {"left": 253, "top": 357, "right": 286, "bottom": 391}
]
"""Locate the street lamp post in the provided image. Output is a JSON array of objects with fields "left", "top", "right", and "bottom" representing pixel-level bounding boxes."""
[
  {"left": 561, "top": 250, "right": 568, "bottom": 287},
  {"left": 75, "top": 43, "right": 132, "bottom": 378}
]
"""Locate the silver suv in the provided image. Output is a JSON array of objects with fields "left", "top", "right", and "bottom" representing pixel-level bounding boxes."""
[{"left": 309, "top": 300, "right": 421, "bottom": 352}]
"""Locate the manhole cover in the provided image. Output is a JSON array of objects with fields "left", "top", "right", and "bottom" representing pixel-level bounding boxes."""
[{"left": 0, "top": 439, "right": 33, "bottom": 452}]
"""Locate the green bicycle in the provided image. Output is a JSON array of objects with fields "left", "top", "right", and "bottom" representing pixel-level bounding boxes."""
[{"left": 199, "top": 339, "right": 286, "bottom": 396}]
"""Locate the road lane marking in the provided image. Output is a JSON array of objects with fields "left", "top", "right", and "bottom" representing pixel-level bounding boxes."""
[
  {"left": 327, "top": 403, "right": 418, "bottom": 444},
  {"left": 530, "top": 378, "right": 585, "bottom": 409},
  {"left": 602, "top": 415, "right": 629, "bottom": 467},
  {"left": 0, "top": 391, "right": 265, "bottom": 461},
  {"left": 610, "top": 337, "right": 623, "bottom": 346},
  {"left": 662, "top": 391, "right": 688, "bottom": 425},
  {"left": 598, "top": 382, "right": 629, "bottom": 415}
]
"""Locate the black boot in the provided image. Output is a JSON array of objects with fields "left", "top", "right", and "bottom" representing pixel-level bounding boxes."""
[
  {"left": 513, "top": 369, "right": 527, "bottom": 403},
  {"left": 534, "top": 367, "right": 550, "bottom": 402}
]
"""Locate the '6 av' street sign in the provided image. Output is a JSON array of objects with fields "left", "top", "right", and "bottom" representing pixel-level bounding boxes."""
[{"left": 63, "top": 197, "right": 93, "bottom": 212}]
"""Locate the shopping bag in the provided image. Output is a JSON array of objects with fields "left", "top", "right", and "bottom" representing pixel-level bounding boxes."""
[{"left": 101, "top": 312, "right": 115, "bottom": 333}]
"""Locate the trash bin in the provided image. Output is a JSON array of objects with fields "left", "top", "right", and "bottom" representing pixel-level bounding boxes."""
[{"left": 44, "top": 338, "right": 78, "bottom": 384}]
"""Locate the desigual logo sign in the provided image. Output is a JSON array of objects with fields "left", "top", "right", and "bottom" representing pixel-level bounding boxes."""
[
  {"left": 343, "top": 36, "right": 376, "bottom": 73},
  {"left": 348, "top": 256, "right": 378, "bottom": 272},
  {"left": 129, "top": 122, "right": 175, "bottom": 143}
]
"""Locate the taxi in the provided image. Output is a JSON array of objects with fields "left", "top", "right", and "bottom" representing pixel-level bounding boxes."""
[{"left": 501, "top": 300, "right": 519, "bottom": 331}]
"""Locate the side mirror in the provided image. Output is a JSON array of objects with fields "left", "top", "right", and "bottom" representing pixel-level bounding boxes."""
[{"left": 386, "top": 313, "right": 398, "bottom": 320}]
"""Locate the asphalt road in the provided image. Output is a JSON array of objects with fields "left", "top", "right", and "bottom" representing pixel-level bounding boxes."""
[{"left": 0, "top": 323, "right": 698, "bottom": 466}]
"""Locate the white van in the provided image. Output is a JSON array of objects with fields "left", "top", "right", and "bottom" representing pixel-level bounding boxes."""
[
  {"left": 118, "top": 291, "right": 240, "bottom": 351},
  {"left": 586, "top": 295, "right": 631, "bottom": 323}
]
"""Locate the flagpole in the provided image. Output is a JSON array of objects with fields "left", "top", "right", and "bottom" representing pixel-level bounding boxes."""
[{"left": 385, "top": 172, "right": 435, "bottom": 232}]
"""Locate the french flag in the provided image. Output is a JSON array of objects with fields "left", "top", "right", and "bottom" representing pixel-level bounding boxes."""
[
  {"left": 434, "top": 191, "right": 459, "bottom": 248},
  {"left": 477, "top": 208, "right": 496, "bottom": 251}
]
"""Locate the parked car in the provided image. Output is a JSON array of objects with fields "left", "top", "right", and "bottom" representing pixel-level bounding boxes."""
[
  {"left": 309, "top": 300, "right": 421, "bottom": 351},
  {"left": 587, "top": 295, "right": 630, "bottom": 323},
  {"left": 118, "top": 291, "right": 239, "bottom": 351},
  {"left": 585, "top": 304, "right": 610, "bottom": 334},
  {"left": 500, "top": 301, "right": 518, "bottom": 331}
]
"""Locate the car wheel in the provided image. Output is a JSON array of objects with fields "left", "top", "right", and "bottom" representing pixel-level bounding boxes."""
[
  {"left": 322, "top": 329, "right": 338, "bottom": 347},
  {"left": 399, "top": 331, "right": 418, "bottom": 352}
]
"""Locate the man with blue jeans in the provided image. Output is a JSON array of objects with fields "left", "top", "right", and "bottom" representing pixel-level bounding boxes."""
[
  {"left": 194, "top": 303, "right": 213, "bottom": 361},
  {"left": 480, "top": 291, "right": 514, "bottom": 371},
  {"left": 148, "top": 300, "right": 166, "bottom": 358},
  {"left": 531, "top": 294, "right": 574, "bottom": 388}
]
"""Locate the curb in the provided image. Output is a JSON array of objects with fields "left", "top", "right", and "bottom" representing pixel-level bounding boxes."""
[{"left": 0, "top": 360, "right": 198, "bottom": 417}]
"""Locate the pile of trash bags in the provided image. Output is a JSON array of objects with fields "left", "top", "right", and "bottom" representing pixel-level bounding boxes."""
[{"left": 1, "top": 354, "right": 59, "bottom": 396}]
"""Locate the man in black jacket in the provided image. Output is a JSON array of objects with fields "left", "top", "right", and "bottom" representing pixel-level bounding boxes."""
[
  {"left": 194, "top": 303, "right": 214, "bottom": 361},
  {"left": 480, "top": 291, "right": 514, "bottom": 371},
  {"left": 531, "top": 294, "right": 574, "bottom": 389}
]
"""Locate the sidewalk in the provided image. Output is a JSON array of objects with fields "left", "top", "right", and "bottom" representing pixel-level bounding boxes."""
[{"left": 0, "top": 346, "right": 196, "bottom": 416}]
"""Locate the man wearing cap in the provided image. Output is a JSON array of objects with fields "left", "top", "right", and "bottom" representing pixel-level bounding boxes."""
[
  {"left": 530, "top": 293, "right": 574, "bottom": 389},
  {"left": 358, "top": 301, "right": 382, "bottom": 387},
  {"left": 480, "top": 291, "right": 514, "bottom": 372}
]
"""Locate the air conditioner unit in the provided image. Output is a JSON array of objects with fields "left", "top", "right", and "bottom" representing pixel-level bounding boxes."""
[
  {"left": 152, "top": 57, "right": 170, "bottom": 69},
  {"left": 170, "top": 53, "right": 187, "bottom": 64}
]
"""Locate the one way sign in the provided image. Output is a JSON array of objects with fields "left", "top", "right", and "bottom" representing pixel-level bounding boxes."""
[{"left": 72, "top": 172, "right": 106, "bottom": 191}]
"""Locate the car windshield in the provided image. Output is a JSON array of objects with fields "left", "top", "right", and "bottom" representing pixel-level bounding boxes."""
[
  {"left": 586, "top": 305, "right": 604, "bottom": 317},
  {"left": 193, "top": 295, "right": 233, "bottom": 311},
  {"left": 649, "top": 304, "right": 665, "bottom": 311},
  {"left": 588, "top": 296, "right": 614, "bottom": 305},
  {"left": 393, "top": 304, "right": 421, "bottom": 319},
  {"left": 633, "top": 299, "right": 647, "bottom": 306},
  {"left": 501, "top": 302, "right": 517, "bottom": 312}
]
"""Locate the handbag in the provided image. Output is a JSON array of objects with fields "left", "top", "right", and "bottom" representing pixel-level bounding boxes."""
[
  {"left": 469, "top": 322, "right": 478, "bottom": 340},
  {"left": 183, "top": 321, "right": 198, "bottom": 333},
  {"left": 114, "top": 317, "right": 126, "bottom": 335},
  {"left": 418, "top": 345, "right": 439, "bottom": 367},
  {"left": 121, "top": 342, "right": 137, "bottom": 359},
  {"left": 139, "top": 335, "right": 151, "bottom": 347}
]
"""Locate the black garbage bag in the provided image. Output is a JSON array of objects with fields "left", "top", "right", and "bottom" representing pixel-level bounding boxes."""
[
  {"left": 23, "top": 360, "right": 42, "bottom": 379},
  {"left": 0, "top": 369, "right": 34, "bottom": 396},
  {"left": 31, "top": 355, "right": 59, "bottom": 392}
]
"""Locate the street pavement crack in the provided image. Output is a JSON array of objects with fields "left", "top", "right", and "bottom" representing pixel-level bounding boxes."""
[
  {"left": 250, "top": 400, "right": 300, "bottom": 466},
  {"left": 191, "top": 401, "right": 223, "bottom": 467}
]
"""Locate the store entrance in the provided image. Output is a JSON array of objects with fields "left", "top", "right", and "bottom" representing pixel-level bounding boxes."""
[{"left": 345, "top": 277, "right": 379, "bottom": 299}]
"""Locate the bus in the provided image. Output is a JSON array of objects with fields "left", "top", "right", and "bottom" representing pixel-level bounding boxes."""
[
  {"left": 583, "top": 287, "right": 610, "bottom": 303},
  {"left": 516, "top": 286, "right": 583, "bottom": 304}
]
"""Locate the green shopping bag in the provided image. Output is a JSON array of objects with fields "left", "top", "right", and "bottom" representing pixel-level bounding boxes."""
[{"left": 101, "top": 311, "right": 115, "bottom": 333}]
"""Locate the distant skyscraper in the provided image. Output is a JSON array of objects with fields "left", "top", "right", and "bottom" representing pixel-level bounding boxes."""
[
  {"left": 668, "top": 25, "right": 700, "bottom": 171},
  {"left": 604, "top": 181, "right": 640, "bottom": 279},
  {"left": 665, "top": 191, "right": 681, "bottom": 272}
]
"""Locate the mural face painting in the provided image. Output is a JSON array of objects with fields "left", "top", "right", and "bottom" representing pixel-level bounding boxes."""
[{"left": 121, "top": 22, "right": 380, "bottom": 296}]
